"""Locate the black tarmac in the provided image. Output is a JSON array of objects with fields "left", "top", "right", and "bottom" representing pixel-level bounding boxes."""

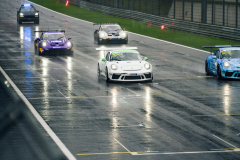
[{"left": 1, "top": 0, "right": 240, "bottom": 160}]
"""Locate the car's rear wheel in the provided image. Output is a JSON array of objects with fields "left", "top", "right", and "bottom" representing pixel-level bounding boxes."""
[
  {"left": 97, "top": 38, "right": 101, "bottom": 44},
  {"left": 205, "top": 61, "right": 210, "bottom": 75},
  {"left": 217, "top": 66, "right": 222, "bottom": 80}
]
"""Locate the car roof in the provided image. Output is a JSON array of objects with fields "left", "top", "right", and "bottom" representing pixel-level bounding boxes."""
[{"left": 111, "top": 50, "right": 139, "bottom": 53}]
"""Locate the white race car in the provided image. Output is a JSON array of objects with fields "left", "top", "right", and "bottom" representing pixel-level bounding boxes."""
[{"left": 97, "top": 47, "right": 153, "bottom": 82}]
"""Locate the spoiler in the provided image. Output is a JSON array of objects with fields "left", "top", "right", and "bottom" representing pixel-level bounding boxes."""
[
  {"left": 202, "top": 45, "right": 240, "bottom": 49},
  {"left": 34, "top": 30, "right": 65, "bottom": 33},
  {"left": 96, "top": 47, "right": 138, "bottom": 51},
  {"left": 93, "top": 23, "right": 120, "bottom": 26}
]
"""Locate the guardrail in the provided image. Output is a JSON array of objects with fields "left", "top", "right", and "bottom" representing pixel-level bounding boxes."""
[
  {"left": 63, "top": 0, "right": 240, "bottom": 41},
  {"left": 0, "top": 68, "right": 68, "bottom": 160}
]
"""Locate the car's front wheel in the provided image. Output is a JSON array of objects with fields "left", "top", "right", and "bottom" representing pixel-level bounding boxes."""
[
  {"left": 217, "top": 66, "right": 222, "bottom": 80},
  {"left": 205, "top": 61, "right": 210, "bottom": 75},
  {"left": 97, "top": 64, "right": 100, "bottom": 76},
  {"left": 105, "top": 67, "right": 110, "bottom": 82}
]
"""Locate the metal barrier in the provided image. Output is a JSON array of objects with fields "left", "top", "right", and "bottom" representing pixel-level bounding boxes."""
[
  {"left": 63, "top": 0, "right": 240, "bottom": 41},
  {"left": 0, "top": 68, "right": 68, "bottom": 160}
]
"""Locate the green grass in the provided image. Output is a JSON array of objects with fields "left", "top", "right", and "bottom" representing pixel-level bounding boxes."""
[{"left": 29, "top": 0, "right": 239, "bottom": 50}]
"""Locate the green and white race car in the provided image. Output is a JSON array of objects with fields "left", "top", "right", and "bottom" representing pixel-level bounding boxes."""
[{"left": 97, "top": 47, "right": 153, "bottom": 82}]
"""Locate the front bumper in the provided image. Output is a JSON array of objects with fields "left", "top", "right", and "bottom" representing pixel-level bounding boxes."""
[
  {"left": 39, "top": 47, "right": 73, "bottom": 55},
  {"left": 19, "top": 17, "right": 39, "bottom": 22},
  {"left": 108, "top": 72, "right": 152, "bottom": 81},
  {"left": 221, "top": 70, "right": 240, "bottom": 79},
  {"left": 99, "top": 36, "right": 127, "bottom": 43}
]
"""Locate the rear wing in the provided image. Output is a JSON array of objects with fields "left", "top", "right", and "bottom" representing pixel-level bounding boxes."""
[
  {"left": 93, "top": 23, "right": 120, "bottom": 26},
  {"left": 96, "top": 47, "right": 138, "bottom": 51},
  {"left": 202, "top": 45, "right": 240, "bottom": 49},
  {"left": 34, "top": 30, "right": 65, "bottom": 33}
]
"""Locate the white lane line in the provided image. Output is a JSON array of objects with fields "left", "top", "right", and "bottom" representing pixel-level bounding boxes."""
[
  {"left": 28, "top": 65, "right": 33, "bottom": 69},
  {"left": 0, "top": 67, "right": 76, "bottom": 160},
  {"left": 58, "top": 90, "right": 70, "bottom": 99},
  {"left": 135, "top": 149, "right": 240, "bottom": 155},
  {"left": 28, "top": 1, "right": 210, "bottom": 53},
  {"left": 212, "top": 134, "right": 238, "bottom": 148},
  {"left": 114, "top": 138, "right": 135, "bottom": 155}
]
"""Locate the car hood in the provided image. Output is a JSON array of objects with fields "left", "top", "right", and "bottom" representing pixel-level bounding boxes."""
[
  {"left": 114, "top": 61, "right": 145, "bottom": 71},
  {"left": 22, "top": 11, "right": 36, "bottom": 15}
]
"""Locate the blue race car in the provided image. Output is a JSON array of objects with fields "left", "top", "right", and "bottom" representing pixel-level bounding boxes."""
[
  {"left": 34, "top": 30, "right": 74, "bottom": 55},
  {"left": 203, "top": 45, "right": 240, "bottom": 79}
]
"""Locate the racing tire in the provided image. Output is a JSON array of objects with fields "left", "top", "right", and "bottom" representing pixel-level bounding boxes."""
[
  {"left": 97, "top": 64, "right": 101, "bottom": 76},
  {"left": 205, "top": 61, "right": 210, "bottom": 75},
  {"left": 217, "top": 66, "right": 222, "bottom": 80},
  {"left": 18, "top": 20, "right": 22, "bottom": 24},
  {"left": 105, "top": 67, "right": 110, "bottom": 82},
  {"left": 123, "top": 39, "right": 128, "bottom": 44},
  {"left": 97, "top": 38, "right": 102, "bottom": 45},
  {"left": 35, "top": 20, "right": 39, "bottom": 24}
]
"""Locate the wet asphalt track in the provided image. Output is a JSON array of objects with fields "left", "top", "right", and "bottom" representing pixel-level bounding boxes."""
[{"left": 1, "top": 0, "right": 240, "bottom": 159}]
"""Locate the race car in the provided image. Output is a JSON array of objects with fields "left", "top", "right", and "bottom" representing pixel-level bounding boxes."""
[
  {"left": 17, "top": 3, "right": 39, "bottom": 24},
  {"left": 34, "top": 30, "right": 74, "bottom": 55},
  {"left": 97, "top": 47, "right": 153, "bottom": 82},
  {"left": 93, "top": 23, "right": 128, "bottom": 44},
  {"left": 203, "top": 45, "right": 240, "bottom": 79}
]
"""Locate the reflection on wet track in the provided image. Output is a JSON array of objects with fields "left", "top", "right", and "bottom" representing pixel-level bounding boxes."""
[{"left": 1, "top": 0, "right": 240, "bottom": 160}]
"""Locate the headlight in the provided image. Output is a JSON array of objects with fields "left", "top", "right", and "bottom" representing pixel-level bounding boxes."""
[
  {"left": 99, "top": 32, "right": 106, "bottom": 38},
  {"left": 223, "top": 61, "right": 230, "bottom": 68},
  {"left": 121, "top": 32, "right": 127, "bottom": 38},
  {"left": 35, "top": 13, "right": 39, "bottom": 16},
  {"left": 20, "top": 13, "right": 24, "bottom": 17},
  {"left": 42, "top": 41, "right": 47, "bottom": 47},
  {"left": 67, "top": 41, "right": 71, "bottom": 47},
  {"left": 144, "top": 63, "right": 150, "bottom": 70},
  {"left": 111, "top": 64, "right": 118, "bottom": 70}
]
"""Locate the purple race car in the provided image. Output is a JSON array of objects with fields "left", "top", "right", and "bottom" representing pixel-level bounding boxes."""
[{"left": 34, "top": 30, "right": 74, "bottom": 55}]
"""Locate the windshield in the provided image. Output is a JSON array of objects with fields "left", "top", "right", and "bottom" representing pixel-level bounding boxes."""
[
  {"left": 110, "top": 52, "right": 142, "bottom": 61},
  {"left": 100, "top": 25, "right": 121, "bottom": 32},
  {"left": 221, "top": 50, "right": 240, "bottom": 59},
  {"left": 42, "top": 33, "right": 65, "bottom": 40},
  {"left": 20, "top": 6, "right": 36, "bottom": 12}
]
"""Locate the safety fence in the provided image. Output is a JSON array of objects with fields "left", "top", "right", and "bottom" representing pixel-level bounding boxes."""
[{"left": 63, "top": 0, "right": 240, "bottom": 41}]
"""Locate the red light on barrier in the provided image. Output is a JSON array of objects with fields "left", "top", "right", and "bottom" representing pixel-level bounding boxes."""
[
  {"left": 172, "top": 22, "right": 174, "bottom": 25},
  {"left": 66, "top": 0, "right": 69, "bottom": 6},
  {"left": 161, "top": 25, "right": 165, "bottom": 30}
]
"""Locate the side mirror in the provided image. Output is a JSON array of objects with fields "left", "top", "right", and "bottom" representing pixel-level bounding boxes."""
[
  {"left": 36, "top": 38, "right": 40, "bottom": 41},
  {"left": 17, "top": 11, "right": 19, "bottom": 13},
  {"left": 37, "top": 11, "right": 39, "bottom": 12},
  {"left": 123, "top": 28, "right": 126, "bottom": 31},
  {"left": 102, "top": 58, "right": 106, "bottom": 61},
  {"left": 212, "top": 56, "right": 217, "bottom": 59},
  {"left": 95, "top": 29, "right": 99, "bottom": 31},
  {"left": 68, "top": 37, "right": 71, "bottom": 40},
  {"left": 145, "top": 57, "right": 148, "bottom": 61}
]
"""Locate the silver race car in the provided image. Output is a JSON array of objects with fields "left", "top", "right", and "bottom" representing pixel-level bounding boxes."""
[
  {"left": 93, "top": 23, "right": 128, "bottom": 44},
  {"left": 97, "top": 47, "right": 153, "bottom": 82}
]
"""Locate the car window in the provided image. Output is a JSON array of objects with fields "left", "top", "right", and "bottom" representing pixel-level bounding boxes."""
[
  {"left": 215, "top": 50, "right": 220, "bottom": 58},
  {"left": 20, "top": 6, "right": 36, "bottom": 12},
  {"left": 42, "top": 33, "right": 65, "bottom": 40},
  {"left": 106, "top": 52, "right": 110, "bottom": 61},
  {"left": 221, "top": 50, "right": 240, "bottom": 59},
  {"left": 100, "top": 25, "right": 121, "bottom": 31},
  {"left": 110, "top": 52, "right": 142, "bottom": 61}
]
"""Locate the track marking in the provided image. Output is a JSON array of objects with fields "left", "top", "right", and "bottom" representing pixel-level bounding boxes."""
[
  {"left": 77, "top": 151, "right": 159, "bottom": 155},
  {"left": 135, "top": 149, "right": 240, "bottom": 155},
  {"left": 4, "top": 67, "right": 88, "bottom": 71},
  {"left": 211, "top": 148, "right": 240, "bottom": 151},
  {"left": 126, "top": 88, "right": 141, "bottom": 96},
  {"left": 193, "top": 114, "right": 240, "bottom": 116},
  {"left": 28, "top": 0, "right": 210, "bottom": 53},
  {"left": 114, "top": 138, "right": 132, "bottom": 154},
  {"left": 212, "top": 134, "right": 237, "bottom": 148},
  {"left": 0, "top": 67, "right": 76, "bottom": 160},
  {"left": 58, "top": 90, "right": 70, "bottom": 99}
]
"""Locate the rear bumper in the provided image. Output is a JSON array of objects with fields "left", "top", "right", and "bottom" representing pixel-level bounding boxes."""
[
  {"left": 99, "top": 37, "right": 127, "bottom": 43},
  {"left": 19, "top": 17, "right": 39, "bottom": 21}
]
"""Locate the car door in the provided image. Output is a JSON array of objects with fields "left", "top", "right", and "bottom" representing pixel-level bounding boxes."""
[
  {"left": 210, "top": 49, "right": 219, "bottom": 72},
  {"left": 101, "top": 52, "right": 110, "bottom": 73}
]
